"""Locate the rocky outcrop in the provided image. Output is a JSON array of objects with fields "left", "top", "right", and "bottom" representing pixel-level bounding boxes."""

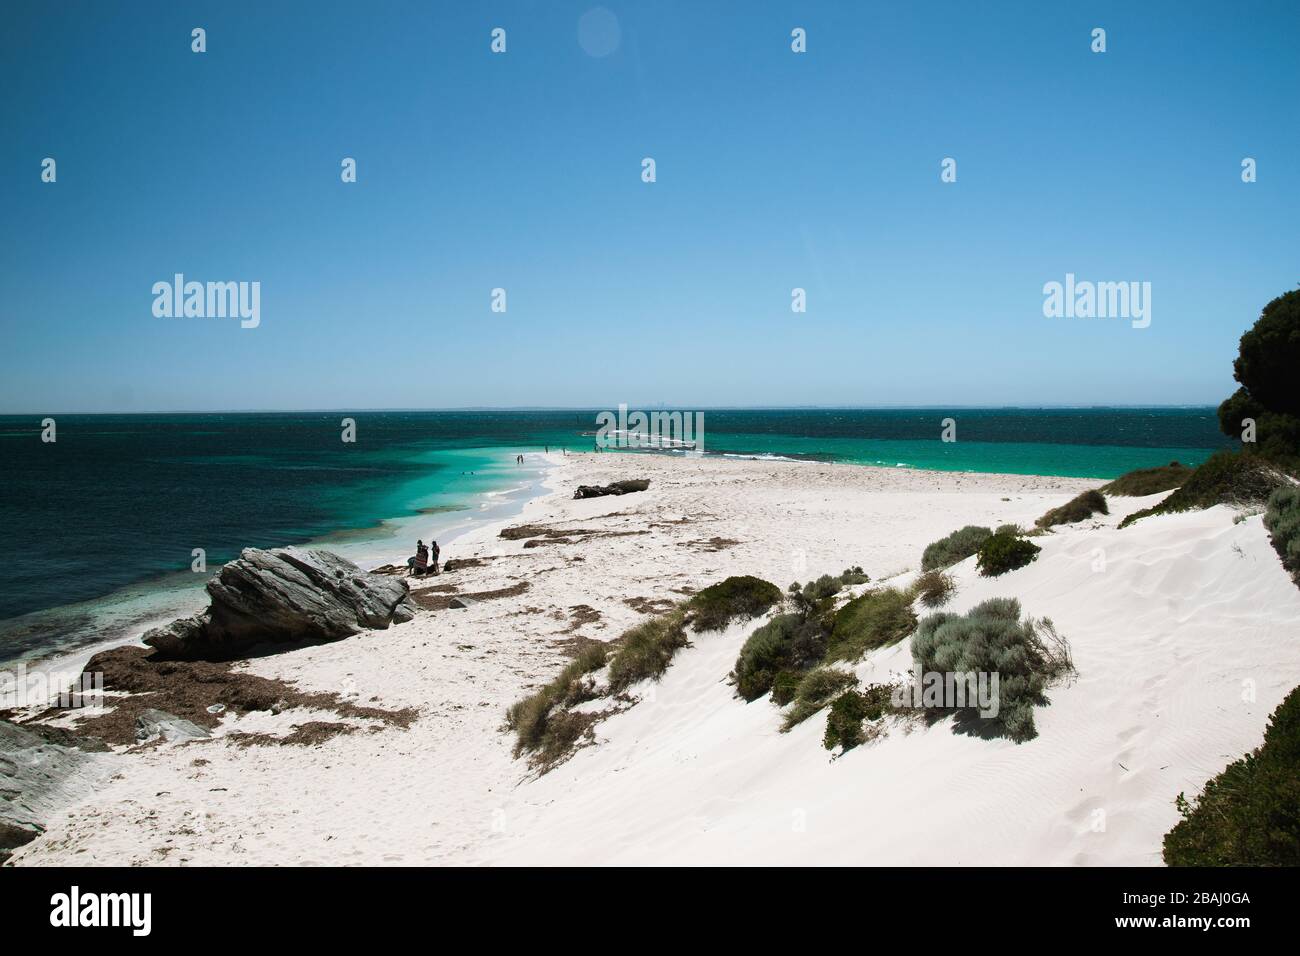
[
  {"left": 0, "top": 719, "right": 112, "bottom": 864},
  {"left": 573, "top": 479, "right": 650, "bottom": 499},
  {"left": 143, "top": 547, "right": 418, "bottom": 661}
]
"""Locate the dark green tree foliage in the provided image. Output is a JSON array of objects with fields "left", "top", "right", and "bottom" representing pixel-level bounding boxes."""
[
  {"left": 1216, "top": 289, "right": 1300, "bottom": 464},
  {"left": 1164, "top": 685, "right": 1300, "bottom": 865},
  {"left": 1229, "top": 290, "right": 1300, "bottom": 416}
]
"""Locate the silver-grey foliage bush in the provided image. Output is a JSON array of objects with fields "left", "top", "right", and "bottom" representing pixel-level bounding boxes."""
[
  {"left": 910, "top": 597, "right": 1073, "bottom": 742},
  {"left": 921, "top": 525, "right": 993, "bottom": 571}
]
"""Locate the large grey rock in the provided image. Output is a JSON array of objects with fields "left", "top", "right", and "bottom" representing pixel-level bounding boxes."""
[
  {"left": 135, "top": 708, "right": 210, "bottom": 743},
  {"left": 143, "top": 547, "right": 418, "bottom": 660},
  {"left": 0, "top": 719, "right": 112, "bottom": 863}
]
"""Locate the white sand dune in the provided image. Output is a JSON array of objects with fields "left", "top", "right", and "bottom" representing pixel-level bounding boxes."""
[{"left": 12, "top": 454, "right": 1298, "bottom": 866}]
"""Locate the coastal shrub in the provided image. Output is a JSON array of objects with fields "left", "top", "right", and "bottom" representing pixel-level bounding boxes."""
[
  {"left": 1164, "top": 685, "right": 1300, "bottom": 865},
  {"left": 912, "top": 570, "right": 955, "bottom": 608},
  {"left": 1036, "top": 489, "right": 1109, "bottom": 529},
  {"left": 606, "top": 608, "right": 689, "bottom": 693},
  {"left": 1101, "top": 462, "right": 1193, "bottom": 497},
  {"left": 733, "top": 613, "right": 826, "bottom": 701},
  {"left": 1119, "top": 451, "right": 1287, "bottom": 528},
  {"left": 822, "top": 685, "right": 893, "bottom": 752},
  {"left": 687, "top": 575, "right": 782, "bottom": 632},
  {"left": 781, "top": 666, "right": 859, "bottom": 730},
  {"left": 787, "top": 567, "right": 870, "bottom": 614},
  {"left": 911, "top": 598, "right": 1073, "bottom": 742},
  {"left": 823, "top": 691, "right": 869, "bottom": 752},
  {"left": 1263, "top": 486, "right": 1300, "bottom": 584},
  {"left": 826, "top": 587, "right": 917, "bottom": 662},
  {"left": 808, "top": 567, "right": 870, "bottom": 596},
  {"left": 771, "top": 669, "right": 800, "bottom": 706},
  {"left": 505, "top": 642, "right": 609, "bottom": 757},
  {"left": 975, "top": 531, "right": 1041, "bottom": 577},
  {"left": 921, "top": 525, "right": 993, "bottom": 571}
]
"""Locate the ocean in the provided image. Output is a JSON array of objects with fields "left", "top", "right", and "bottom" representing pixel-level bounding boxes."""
[{"left": 0, "top": 408, "right": 1229, "bottom": 665}]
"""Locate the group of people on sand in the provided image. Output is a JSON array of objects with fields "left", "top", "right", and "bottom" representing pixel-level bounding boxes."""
[{"left": 407, "top": 539, "right": 440, "bottom": 576}]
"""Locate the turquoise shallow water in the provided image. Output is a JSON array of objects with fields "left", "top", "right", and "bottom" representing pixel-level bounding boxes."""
[{"left": 0, "top": 408, "right": 1228, "bottom": 664}]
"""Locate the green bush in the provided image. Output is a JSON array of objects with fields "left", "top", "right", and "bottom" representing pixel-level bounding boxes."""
[
  {"left": 1036, "top": 489, "right": 1109, "bottom": 528},
  {"left": 735, "top": 568, "right": 878, "bottom": 702},
  {"left": 781, "top": 666, "right": 859, "bottom": 730},
  {"left": 1119, "top": 451, "right": 1286, "bottom": 528},
  {"left": 1101, "top": 462, "right": 1193, "bottom": 497},
  {"left": 1163, "top": 685, "right": 1300, "bottom": 865},
  {"left": 771, "top": 669, "right": 801, "bottom": 706},
  {"left": 921, "top": 526, "right": 993, "bottom": 571},
  {"left": 975, "top": 531, "right": 1041, "bottom": 577},
  {"left": 801, "top": 574, "right": 844, "bottom": 602},
  {"left": 912, "top": 569, "right": 955, "bottom": 608},
  {"left": 823, "top": 691, "right": 869, "bottom": 752},
  {"left": 826, "top": 588, "right": 917, "bottom": 662},
  {"left": 822, "top": 685, "right": 893, "bottom": 752},
  {"left": 1264, "top": 486, "right": 1300, "bottom": 584},
  {"left": 787, "top": 567, "right": 870, "bottom": 615},
  {"left": 687, "top": 575, "right": 782, "bottom": 632},
  {"left": 911, "top": 598, "right": 1073, "bottom": 742},
  {"left": 733, "top": 613, "right": 823, "bottom": 701},
  {"left": 607, "top": 609, "right": 689, "bottom": 693}
]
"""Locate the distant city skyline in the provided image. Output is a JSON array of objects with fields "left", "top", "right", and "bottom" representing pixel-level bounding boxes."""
[{"left": 3, "top": 1, "right": 1298, "bottom": 413}]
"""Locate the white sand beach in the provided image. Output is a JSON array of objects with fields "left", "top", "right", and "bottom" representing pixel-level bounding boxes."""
[{"left": 11, "top": 453, "right": 1299, "bottom": 866}]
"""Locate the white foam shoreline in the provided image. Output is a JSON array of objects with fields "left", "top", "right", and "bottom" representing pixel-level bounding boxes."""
[{"left": 4, "top": 452, "right": 565, "bottom": 686}]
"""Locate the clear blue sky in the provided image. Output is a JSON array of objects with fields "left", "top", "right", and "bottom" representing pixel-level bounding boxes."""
[{"left": 2, "top": 1, "right": 1297, "bottom": 412}]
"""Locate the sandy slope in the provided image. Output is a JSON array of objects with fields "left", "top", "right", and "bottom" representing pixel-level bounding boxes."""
[{"left": 12, "top": 454, "right": 1297, "bottom": 866}]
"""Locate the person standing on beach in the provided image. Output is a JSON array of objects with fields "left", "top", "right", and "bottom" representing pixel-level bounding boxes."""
[
  {"left": 407, "top": 540, "right": 428, "bottom": 575},
  {"left": 430, "top": 540, "right": 441, "bottom": 574}
]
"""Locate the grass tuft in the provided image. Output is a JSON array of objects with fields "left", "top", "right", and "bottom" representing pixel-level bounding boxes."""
[
  {"left": 1036, "top": 489, "right": 1108, "bottom": 529},
  {"left": 826, "top": 588, "right": 917, "bottom": 661},
  {"left": 1101, "top": 461, "right": 1194, "bottom": 497}
]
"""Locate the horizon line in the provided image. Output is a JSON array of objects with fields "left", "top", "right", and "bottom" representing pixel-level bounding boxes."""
[{"left": 0, "top": 403, "right": 1222, "bottom": 417}]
